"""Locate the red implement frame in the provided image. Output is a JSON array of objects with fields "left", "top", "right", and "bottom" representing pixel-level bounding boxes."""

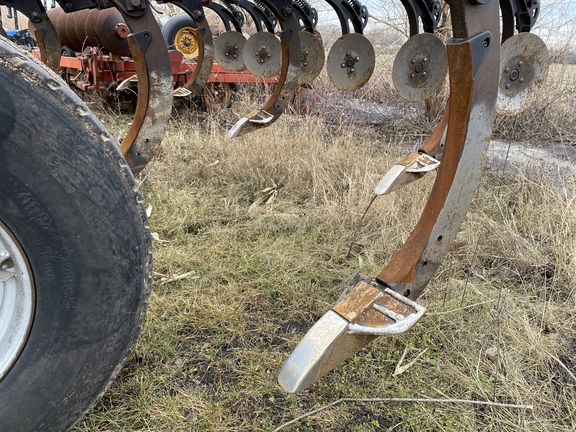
[{"left": 33, "top": 48, "right": 278, "bottom": 92}]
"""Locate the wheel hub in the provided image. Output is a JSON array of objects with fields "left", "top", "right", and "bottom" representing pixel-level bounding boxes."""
[
  {"left": 0, "top": 219, "right": 35, "bottom": 381},
  {"left": 175, "top": 27, "right": 200, "bottom": 59}
]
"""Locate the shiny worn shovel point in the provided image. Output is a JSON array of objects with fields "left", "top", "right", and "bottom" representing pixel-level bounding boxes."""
[
  {"left": 228, "top": 109, "right": 274, "bottom": 138},
  {"left": 277, "top": 311, "right": 346, "bottom": 393},
  {"left": 278, "top": 281, "right": 426, "bottom": 393},
  {"left": 278, "top": 310, "right": 372, "bottom": 393}
]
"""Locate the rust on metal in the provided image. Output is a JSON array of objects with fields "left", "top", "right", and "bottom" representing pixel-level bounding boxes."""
[
  {"left": 392, "top": 32, "right": 447, "bottom": 101},
  {"left": 279, "top": 2, "right": 502, "bottom": 392},
  {"left": 83, "top": 9, "right": 101, "bottom": 49},
  {"left": 96, "top": 9, "right": 131, "bottom": 56},
  {"left": 496, "top": 32, "right": 549, "bottom": 116},
  {"left": 50, "top": 7, "right": 73, "bottom": 49},
  {"left": 398, "top": 152, "right": 425, "bottom": 167},
  {"left": 419, "top": 102, "right": 449, "bottom": 157},
  {"left": 22, "top": 3, "right": 61, "bottom": 72},
  {"left": 334, "top": 280, "right": 383, "bottom": 322},
  {"left": 334, "top": 280, "right": 415, "bottom": 326},
  {"left": 243, "top": 32, "right": 282, "bottom": 77},
  {"left": 172, "top": 0, "right": 215, "bottom": 96},
  {"left": 112, "top": 2, "right": 173, "bottom": 173},
  {"left": 314, "top": 332, "right": 375, "bottom": 379},
  {"left": 214, "top": 31, "right": 246, "bottom": 71},
  {"left": 376, "top": 42, "right": 475, "bottom": 288},
  {"left": 47, "top": 7, "right": 130, "bottom": 56},
  {"left": 298, "top": 30, "right": 324, "bottom": 84},
  {"left": 228, "top": 0, "right": 301, "bottom": 137},
  {"left": 326, "top": 33, "right": 375, "bottom": 91},
  {"left": 64, "top": 8, "right": 82, "bottom": 50},
  {"left": 376, "top": 0, "right": 501, "bottom": 297},
  {"left": 72, "top": 9, "right": 91, "bottom": 49}
]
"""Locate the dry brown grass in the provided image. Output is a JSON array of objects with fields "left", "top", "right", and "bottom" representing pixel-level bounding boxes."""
[
  {"left": 493, "top": 63, "right": 576, "bottom": 144},
  {"left": 68, "top": 26, "right": 576, "bottom": 430},
  {"left": 72, "top": 88, "right": 575, "bottom": 430}
]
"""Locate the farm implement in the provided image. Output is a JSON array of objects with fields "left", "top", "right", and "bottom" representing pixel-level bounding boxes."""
[
  {"left": 27, "top": 7, "right": 279, "bottom": 107},
  {"left": 0, "top": 0, "right": 548, "bottom": 430},
  {"left": 38, "top": 48, "right": 278, "bottom": 108}
]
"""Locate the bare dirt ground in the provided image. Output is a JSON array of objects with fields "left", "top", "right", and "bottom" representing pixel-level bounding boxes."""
[{"left": 486, "top": 140, "right": 576, "bottom": 194}]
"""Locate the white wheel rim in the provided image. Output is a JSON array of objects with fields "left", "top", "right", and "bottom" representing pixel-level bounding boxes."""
[{"left": 0, "top": 219, "right": 35, "bottom": 381}]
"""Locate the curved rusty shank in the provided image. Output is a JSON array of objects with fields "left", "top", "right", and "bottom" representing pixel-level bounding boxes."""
[
  {"left": 112, "top": 3, "right": 173, "bottom": 174},
  {"left": 228, "top": 0, "right": 301, "bottom": 138},
  {"left": 419, "top": 101, "right": 448, "bottom": 158},
  {"left": 376, "top": 0, "right": 500, "bottom": 299},
  {"left": 10, "top": 0, "right": 61, "bottom": 72},
  {"left": 168, "top": 0, "right": 214, "bottom": 95},
  {"left": 374, "top": 101, "right": 450, "bottom": 195},
  {"left": 278, "top": 0, "right": 501, "bottom": 394}
]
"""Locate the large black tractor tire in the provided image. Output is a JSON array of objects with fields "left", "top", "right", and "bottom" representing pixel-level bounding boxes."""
[
  {"left": 161, "top": 13, "right": 196, "bottom": 50},
  {"left": 0, "top": 39, "right": 152, "bottom": 430}
]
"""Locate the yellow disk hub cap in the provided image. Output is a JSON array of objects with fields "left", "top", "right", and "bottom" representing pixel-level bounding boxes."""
[{"left": 175, "top": 27, "right": 200, "bottom": 59}]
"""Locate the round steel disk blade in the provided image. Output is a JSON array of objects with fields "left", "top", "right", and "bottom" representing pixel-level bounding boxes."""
[
  {"left": 299, "top": 31, "right": 325, "bottom": 84},
  {"left": 327, "top": 33, "right": 375, "bottom": 91},
  {"left": 214, "top": 31, "right": 246, "bottom": 71},
  {"left": 496, "top": 32, "right": 549, "bottom": 116},
  {"left": 243, "top": 32, "right": 281, "bottom": 77},
  {"left": 392, "top": 33, "right": 447, "bottom": 102}
]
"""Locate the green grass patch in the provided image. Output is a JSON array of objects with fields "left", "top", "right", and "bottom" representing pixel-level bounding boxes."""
[{"left": 74, "top": 108, "right": 575, "bottom": 431}]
